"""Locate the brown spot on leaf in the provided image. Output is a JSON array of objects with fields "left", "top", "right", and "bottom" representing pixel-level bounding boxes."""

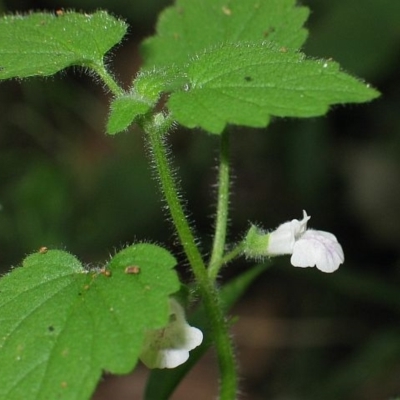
[
  {"left": 125, "top": 265, "right": 141, "bottom": 274},
  {"left": 222, "top": 6, "right": 232, "bottom": 15},
  {"left": 100, "top": 268, "right": 112, "bottom": 277},
  {"left": 263, "top": 27, "right": 276, "bottom": 37}
]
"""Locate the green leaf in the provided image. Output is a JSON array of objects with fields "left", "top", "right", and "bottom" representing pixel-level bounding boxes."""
[
  {"left": 145, "top": 263, "right": 269, "bottom": 400},
  {"left": 141, "top": 0, "right": 309, "bottom": 68},
  {"left": 107, "top": 94, "right": 151, "bottom": 134},
  {"left": 106, "top": 70, "right": 173, "bottom": 135},
  {"left": 0, "top": 245, "right": 179, "bottom": 400},
  {"left": 0, "top": 11, "right": 127, "bottom": 80},
  {"left": 166, "top": 43, "right": 380, "bottom": 134}
]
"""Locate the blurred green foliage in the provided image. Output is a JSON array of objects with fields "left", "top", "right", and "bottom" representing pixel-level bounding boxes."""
[{"left": 0, "top": 0, "right": 399, "bottom": 399}]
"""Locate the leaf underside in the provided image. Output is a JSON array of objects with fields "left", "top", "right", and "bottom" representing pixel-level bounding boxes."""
[{"left": 0, "top": 245, "right": 179, "bottom": 400}]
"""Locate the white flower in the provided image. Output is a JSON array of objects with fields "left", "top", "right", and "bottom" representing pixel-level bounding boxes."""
[
  {"left": 267, "top": 210, "right": 344, "bottom": 273},
  {"left": 267, "top": 211, "right": 310, "bottom": 255},
  {"left": 139, "top": 299, "right": 203, "bottom": 369}
]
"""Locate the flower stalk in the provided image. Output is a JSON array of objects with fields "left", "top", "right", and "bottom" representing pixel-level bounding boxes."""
[{"left": 209, "top": 129, "right": 231, "bottom": 281}]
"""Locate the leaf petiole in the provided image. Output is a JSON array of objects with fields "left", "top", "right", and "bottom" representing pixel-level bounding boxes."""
[{"left": 89, "top": 62, "right": 125, "bottom": 97}]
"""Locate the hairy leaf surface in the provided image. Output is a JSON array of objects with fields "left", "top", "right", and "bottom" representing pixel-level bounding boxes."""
[
  {"left": 0, "top": 11, "right": 126, "bottom": 79},
  {"left": 166, "top": 43, "right": 380, "bottom": 133},
  {"left": 0, "top": 245, "right": 179, "bottom": 399},
  {"left": 141, "top": 0, "right": 309, "bottom": 68}
]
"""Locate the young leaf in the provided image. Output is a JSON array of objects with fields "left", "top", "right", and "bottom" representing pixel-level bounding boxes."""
[
  {"left": 107, "top": 70, "right": 172, "bottom": 135},
  {"left": 166, "top": 43, "right": 380, "bottom": 134},
  {"left": 0, "top": 11, "right": 127, "bottom": 80},
  {"left": 141, "top": 0, "right": 309, "bottom": 68},
  {"left": 107, "top": 94, "right": 151, "bottom": 134},
  {"left": 0, "top": 245, "right": 179, "bottom": 400}
]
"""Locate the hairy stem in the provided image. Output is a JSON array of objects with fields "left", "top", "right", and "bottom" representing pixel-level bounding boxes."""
[
  {"left": 89, "top": 62, "right": 125, "bottom": 97},
  {"left": 218, "top": 241, "right": 246, "bottom": 274},
  {"left": 208, "top": 130, "right": 231, "bottom": 281},
  {"left": 144, "top": 114, "right": 205, "bottom": 275},
  {"left": 144, "top": 114, "right": 237, "bottom": 400}
]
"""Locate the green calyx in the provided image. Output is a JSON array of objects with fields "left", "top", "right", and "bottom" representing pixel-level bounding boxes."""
[{"left": 243, "top": 225, "right": 270, "bottom": 259}]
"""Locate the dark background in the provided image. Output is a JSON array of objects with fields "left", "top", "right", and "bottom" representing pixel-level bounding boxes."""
[{"left": 1, "top": 1, "right": 400, "bottom": 399}]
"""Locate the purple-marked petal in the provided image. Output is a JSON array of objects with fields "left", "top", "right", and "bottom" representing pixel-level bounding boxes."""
[{"left": 291, "top": 229, "right": 344, "bottom": 273}]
